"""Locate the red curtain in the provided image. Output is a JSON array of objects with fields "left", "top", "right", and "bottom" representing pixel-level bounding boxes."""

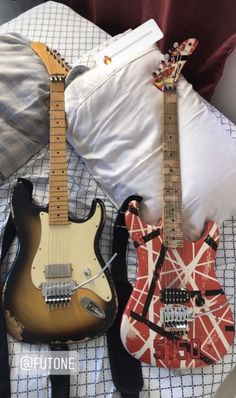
[{"left": 67, "top": 0, "right": 236, "bottom": 101}]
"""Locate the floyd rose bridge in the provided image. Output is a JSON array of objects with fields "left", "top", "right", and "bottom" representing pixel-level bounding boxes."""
[
  {"left": 160, "top": 288, "right": 194, "bottom": 332},
  {"left": 41, "top": 263, "right": 75, "bottom": 308},
  {"left": 160, "top": 305, "right": 194, "bottom": 333}
]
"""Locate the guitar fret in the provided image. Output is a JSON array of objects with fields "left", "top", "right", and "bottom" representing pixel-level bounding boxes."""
[
  {"left": 50, "top": 115, "right": 66, "bottom": 119},
  {"left": 50, "top": 128, "right": 66, "bottom": 133},
  {"left": 50, "top": 164, "right": 67, "bottom": 170},
  {"left": 50, "top": 121, "right": 66, "bottom": 128},
  {"left": 49, "top": 220, "right": 69, "bottom": 225},
  {"left": 51, "top": 104, "right": 65, "bottom": 111},
  {"left": 49, "top": 192, "right": 68, "bottom": 198},
  {"left": 49, "top": 184, "right": 67, "bottom": 189},
  {"left": 164, "top": 182, "right": 180, "bottom": 189},
  {"left": 164, "top": 196, "right": 181, "bottom": 202},
  {"left": 49, "top": 205, "right": 68, "bottom": 210},
  {"left": 163, "top": 159, "right": 180, "bottom": 167},
  {"left": 49, "top": 204, "right": 68, "bottom": 210},
  {"left": 50, "top": 155, "right": 67, "bottom": 160},
  {"left": 163, "top": 147, "right": 179, "bottom": 154},
  {"left": 164, "top": 217, "right": 182, "bottom": 222},
  {"left": 164, "top": 231, "right": 183, "bottom": 238},
  {"left": 49, "top": 210, "right": 68, "bottom": 216},
  {"left": 49, "top": 178, "right": 67, "bottom": 184},
  {"left": 50, "top": 137, "right": 66, "bottom": 143},
  {"left": 50, "top": 170, "right": 67, "bottom": 175},
  {"left": 163, "top": 167, "right": 180, "bottom": 175},
  {"left": 50, "top": 142, "right": 66, "bottom": 148}
]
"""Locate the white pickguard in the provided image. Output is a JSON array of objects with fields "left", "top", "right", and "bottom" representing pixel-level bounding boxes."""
[{"left": 31, "top": 203, "right": 112, "bottom": 301}]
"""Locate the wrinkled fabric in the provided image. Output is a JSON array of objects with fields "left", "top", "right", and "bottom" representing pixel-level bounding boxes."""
[
  {"left": 65, "top": 46, "right": 236, "bottom": 241},
  {"left": 0, "top": 33, "right": 49, "bottom": 184}
]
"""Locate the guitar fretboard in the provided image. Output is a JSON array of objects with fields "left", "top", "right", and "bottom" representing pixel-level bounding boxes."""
[
  {"left": 49, "top": 80, "right": 68, "bottom": 225},
  {"left": 162, "top": 90, "right": 183, "bottom": 247}
]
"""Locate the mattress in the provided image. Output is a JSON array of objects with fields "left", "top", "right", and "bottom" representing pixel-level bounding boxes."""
[{"left": 0, "top": 2, "right": 235, "bottom": 397}]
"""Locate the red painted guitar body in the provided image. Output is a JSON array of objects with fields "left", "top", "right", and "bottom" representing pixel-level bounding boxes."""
[{"left": 120, "top": 199, "right": 234, "bottom": 368}]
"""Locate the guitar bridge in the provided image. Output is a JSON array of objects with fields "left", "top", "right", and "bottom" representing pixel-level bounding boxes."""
[
  {"left": 41, "top": 280, "right": 76, "bottom": 309},
  {"left": 160, "top": 305, "right": 194, "bottom": 332}
]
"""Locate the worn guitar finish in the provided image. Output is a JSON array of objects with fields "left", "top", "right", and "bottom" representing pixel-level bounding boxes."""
[
  {"left": 120, "top": 39, "right": 234, "bottom": 368},
  {"left": 2, "top": 43, "right": 117, "bottom": 343},
  {"left": 121, "top": 198, "right": 234, "bottom": 368},
  {"left": 3, "top": 179, "right": 116, "bottom": 343}
]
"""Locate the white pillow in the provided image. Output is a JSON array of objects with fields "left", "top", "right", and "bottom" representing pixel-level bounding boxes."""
[{"left": 65, "top": 45, "right": 236, "bottom": 241}]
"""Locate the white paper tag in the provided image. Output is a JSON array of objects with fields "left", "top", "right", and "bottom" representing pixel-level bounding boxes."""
[{"left": 95, "top": 19, "right": 163, "bottom": 67}]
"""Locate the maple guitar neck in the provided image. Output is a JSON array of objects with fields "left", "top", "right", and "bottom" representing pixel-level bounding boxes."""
[
  {"left": 49, "top": 78, "right": 68, "bottom": 225},
  {"left": 162, "top": 89, "right": 183, "bottom": 248}
]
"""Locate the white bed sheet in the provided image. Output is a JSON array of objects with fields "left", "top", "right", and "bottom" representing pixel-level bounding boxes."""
[{"left": 0, "top": 2, "right": 235, "bottom": 397}]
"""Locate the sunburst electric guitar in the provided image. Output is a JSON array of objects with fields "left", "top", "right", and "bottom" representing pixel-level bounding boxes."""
[
  {"left": 120, "top": 39, "right": 235, "bottom": 368},
  {"left": 2, "top": 43, "right": 117, "bottom": 344}
]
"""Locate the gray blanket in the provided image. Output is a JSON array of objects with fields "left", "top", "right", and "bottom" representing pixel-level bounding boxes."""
[{"left": 0, "top": 33, "right": 49, "bottom": 184}]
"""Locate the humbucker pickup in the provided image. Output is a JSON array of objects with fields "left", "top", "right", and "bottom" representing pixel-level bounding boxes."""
[
  {"left": 160, "top": 288, "right": 190, "bottom": 304},
  {"left": 44, "top": 263, "right": 72, "bottom": 279}
]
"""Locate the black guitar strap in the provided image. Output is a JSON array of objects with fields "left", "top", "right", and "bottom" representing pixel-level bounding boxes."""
[
  {"left": 0, "top": 213, "right": 13, "bottom": 398},
  {"left": 106, "top": 195, "right": 144, "bottom": 398},
  {"left": 0, "top": 203, "right": 70, "bottom": 398},
  {"left": 49, "top": 343, "right": 70, "bottom": 398}
]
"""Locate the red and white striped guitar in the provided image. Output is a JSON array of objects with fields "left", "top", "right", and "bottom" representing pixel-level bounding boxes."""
[{"left": 120, "top": 39, "right": 235, "bottom": 368}]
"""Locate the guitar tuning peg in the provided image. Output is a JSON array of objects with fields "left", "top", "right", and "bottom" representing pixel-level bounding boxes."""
[
  {"left": 164, "top": 53, "right": 170, "bottom": 61},
  {"left": 173, "top": 42, "right": 179, "bottom": 48}
]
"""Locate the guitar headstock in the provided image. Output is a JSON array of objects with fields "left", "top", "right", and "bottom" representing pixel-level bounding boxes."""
[
  {"left": 153, "top": 38, "right": 198, "bottom": 91},
  {"left": 31, "top": 42, "right": 71, "bottom": 81}
]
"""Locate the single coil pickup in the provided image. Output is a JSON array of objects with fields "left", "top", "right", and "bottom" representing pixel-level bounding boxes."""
[{"left": 160, "top": 288, "right": 190, "bottom": 304}]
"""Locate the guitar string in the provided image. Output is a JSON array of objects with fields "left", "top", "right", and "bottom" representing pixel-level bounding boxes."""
[
  {"left": 162, "top": 49, "right": 184, "bottom": 292},
  {"left": 48, "top": 48, "right": 53, "bottom": 274},
  {"left": 48, "top": 48, "right": 68, "bottom": 278},
  {"left": 164, "top": 95, "right": 181, "bottom": 290}
]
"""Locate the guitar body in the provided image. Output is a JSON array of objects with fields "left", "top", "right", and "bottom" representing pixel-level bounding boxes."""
[
  {"left": 120, "top": 199, "right": 234, "bottom": 368},
  {"left": 2, "top": 178, "right": 117, "bottom": 343}
]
